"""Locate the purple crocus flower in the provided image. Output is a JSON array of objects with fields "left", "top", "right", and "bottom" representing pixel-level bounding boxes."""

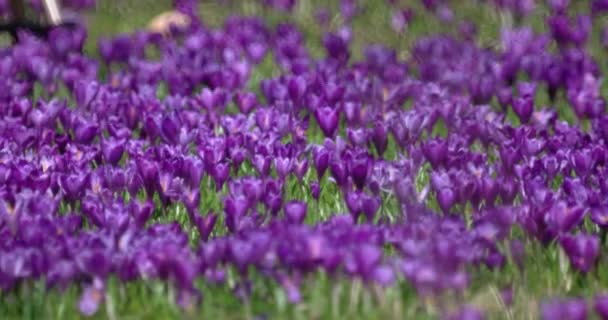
[
  {"left": 595, "top": 294, "right": 608, "bottom": 320},
  {"left": 193, "top": 212, "right": 217, "bottom": 242},
  {"left": 212, "top": 163, "right": 230, "bottom": 191},
  {"left": 79, "top": 278, "right": 105, "bottom": 317},
  {"left": 348, "top": 152, "right": 371, "bottom": 190},
  {"left": 314, "top": 106, "right": 339, "bottom": 138},
  {"left": 512, "top": 82, "right": 536, "bottom": 124},
  {"left": 73, "top": 118, "right": 99, "bottom": 144},
  {"left": 423, "top": 138, "right": 448, "bottom": 168},
  {"left": 540, "top": 297, "right": 587, "bottom": 320},
  {"left": 235, "top": 92, "right": 257, "bottom": 114},
  {"left": 559, "top": 233, "right": 600, "bottom": 273},
  {"left": 591, "top": 206, "right": 608, "bottom": 228},
  {"left": 101, "top": 138, "right": 125, "bottom": 166},
  {"left": 284, "top": 200, "right": 307, "bottom": 224}
]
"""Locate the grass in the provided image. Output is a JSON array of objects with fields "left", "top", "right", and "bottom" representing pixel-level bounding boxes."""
[{"left": 1, "top": 1, "right": 608, "bottom": 319}]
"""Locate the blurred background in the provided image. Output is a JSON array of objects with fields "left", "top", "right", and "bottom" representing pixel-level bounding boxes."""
[{"left": 0, "top": 0, "right": 519, "bottom": 59}]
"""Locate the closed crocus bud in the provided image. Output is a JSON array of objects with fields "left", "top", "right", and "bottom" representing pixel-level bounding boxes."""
[
  {"left": 559, "top": 233, "right": 600, "bottom": 273},
  {"left": 242, "top": 178, "right": 264, "bottom": 204},
  {"left": 540, "top": 298, "right": 587, "bottom": 320},
  {"left": 252, "top": 155, "right": 271, "bottom": 177},
  {"left": 512, "top": 82, "right": 536, "bottom": 123},
  {"left": 264, "top": 191, "right": 283, "bottom": 216},
  {"left": 549, "top": 202, "right": 585, "bottom": 234},
  {"left": 160, "top": 115, "right": 180, "bottom": 144},
  {"left": 351, "top": 244, "right": 382, "bottom": 280},
  {"left": 345, "top": 191, "right": 362, "bottom": 220},
  {"left": 348, "top": 152, "right": 371, "bottom": 190},
  {"left": 255, "top": 108, "right": 274, "bottom": 131},
  {"left": 499, "top": 177, "right": 518, "bottom": 204},
  {"left": 288, "top": 75, "right": 307, "bottom": 101},
  {"left": 182, "top": 185, "right": 201, "bottom": 215},
  {"left": 571, "top": 148, "right": 594, "bottom": 178},
  {"left": 437, "top": 188, "right": 455, "bottom": 213},
  {"left": 574, "top": 15, "right": 592, "bottom": 47},
  {"left": 293, "top": 158, "right": 309, "bottom": 181},
  {"left": 229, "top": 239, "right": 254, "bottom": 273},
  {"left": 129, "top": 199, "right": 154, "bottom": 228},
  {"left": 496, "top": 86, "right": 513, "bottom": 110},
  {"left": 361, "top": 193, "right": 381, "bottom": 222},
  {"left": 212, "top": 162, "right": 230, "bottom": 191},
  {"left": 347, "top": 128, "right": 368, "bottom": 147},
  {"left": 422, "top": 138, "right": 447, "bottom": 168},
  {"left": 390, "top": 174, "right": 413, "bottom": 204},
  {"left": 73, "top": 118, "right": 98, "bottom": 144},
  {"left": 274, "top": 157, "right": 293, "bottom": 179},
  {"left": 284, "top": 200, "right": 307, "bottom": 224},
  {"left": 343, "top": 101, "right": 361, "bottom": 126},
  {"left": 229, "top": 147, "right": 246, "bottom": 172},
  {"left": 470, "top": 73, "right": 495, "bottom": 105},
  {"left": 60, "top": 173, "right": 89, "bottom": 202},
  {"left": 224, "top": 196, "right": 250, "bottom": 233},
  {"left": 512, "top": 95, "right": 534, "bottom": 124},
  {"left": 499, "top": 145, "right": 521, "bottom": 173},
  {"left": 143, "top": 115, "right": 160, "bottom": 140},
  {"left": 136, "top": 158, "right": 159, "bottom": 195},
  {"left": 183, "top": 157, "right": 204, "bottom": 189},
  {"left": 371, "top": 121, "right": 388, "bottom": 157},
  {"left": 323, "top": 32, "right": 350, "bottom": 64},
  {"left": 74, "top": 80, "right": 99, "bottom": 108},
  {"left": 234, "top": 92, "right": 257, "bottom": 114},
  {"left": 548, "top": 14, "right": 572, "bottom": 45},
  {"left": 310, "top": 181, "right": 321, "bottom": 200},
  {"left": 198, "top": 87, "right": 225, "bottom": 110},
  {"left": 313, "top": 147, "right": 330, "bottom": 180},
  {"left": 330, "top": 160, "right": 348, "bottom": 188},
  {"left": 224, "top": 192, "right": 249, "bottom": 219},
  {"left": 101, "top": 138, "right": 125, "bottom": 166},
  {"left": 314, "top": 106, "right": 339, "bottom": 138},
  {"left": 193, "top": 212, "right": 217, "bottom": 242}
]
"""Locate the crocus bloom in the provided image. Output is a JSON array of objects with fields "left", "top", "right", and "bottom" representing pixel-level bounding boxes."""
[
  {"left": 284, "top": 200, "right": 307, "bottom": 224},
  {"left": 595, "top": 294, "right": 608, "bottom": 320},
  {"left": 79, "top": 278, "right": 105, "bottom": 317},
  {"left": 540, "top": 297, "right": 587, "bottom": 320},
  {"left": 314, "top": 106, "right": 339, "bottom": 138},
  {"left": 559, "top": 233, "right": 600, "bottom": 273}
]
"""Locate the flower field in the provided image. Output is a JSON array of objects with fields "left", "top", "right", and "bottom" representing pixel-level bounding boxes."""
[{"left": 2, "top": 0, "right": 608, "bottom": 319}]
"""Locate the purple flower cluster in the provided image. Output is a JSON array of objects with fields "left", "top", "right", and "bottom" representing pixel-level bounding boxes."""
[
  {"left": 541, "top": 294, "right": 608, "bottom": 320},
  {"left": 1, "top": 0, "right": 608, "bottom": 317}
]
